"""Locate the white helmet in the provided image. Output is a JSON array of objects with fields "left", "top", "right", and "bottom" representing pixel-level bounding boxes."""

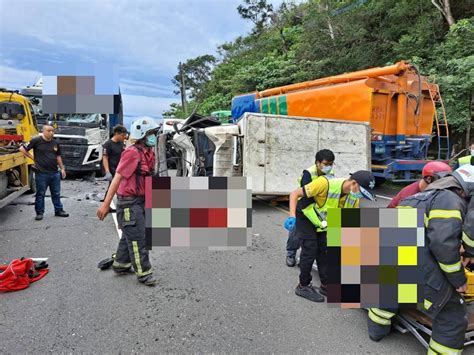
[
  {"left": 452, "top": 165, "right": 474, "bottom": 197},
  {"left": 129, "top": 116, "right": 159, "bottom": 140}
]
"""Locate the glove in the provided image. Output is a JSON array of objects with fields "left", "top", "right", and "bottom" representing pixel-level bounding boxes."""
[
  {"left": 105, "top": 172, "right": 113, "bottom": 181},
  {"left": 284, "top": 217, "right": 296, "bottom": 231}
]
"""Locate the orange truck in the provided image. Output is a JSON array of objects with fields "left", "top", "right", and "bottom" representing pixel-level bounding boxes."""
[{"left": 231, "top": 61, "right": 448, "bottom": 182}]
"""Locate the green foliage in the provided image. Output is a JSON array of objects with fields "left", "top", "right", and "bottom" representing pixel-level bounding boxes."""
[{"left": 166, "top": 0, "right": 473, "bottom": 138}]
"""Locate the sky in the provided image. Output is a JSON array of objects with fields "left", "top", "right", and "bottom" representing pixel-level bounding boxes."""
[{"left": 0, "top": 0, "right": 289, "bottom": 128}]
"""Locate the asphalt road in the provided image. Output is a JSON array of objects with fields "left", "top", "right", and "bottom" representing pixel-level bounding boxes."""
[{"left": 0, "top": 178, "right": 464, "bottom": 353}]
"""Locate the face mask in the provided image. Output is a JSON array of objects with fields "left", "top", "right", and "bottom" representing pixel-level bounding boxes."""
[
  {"left": 145, "top": 135, "right": 156, "bottom": 147},
  {"left": 321, "top": 166, "right": 332, "bottom": 174},
  {"left": 350, "top": 188, "right": 363, "bottom": 199},
  {"left": 471, "top": 149, "right": 474, "bottom": 156}
]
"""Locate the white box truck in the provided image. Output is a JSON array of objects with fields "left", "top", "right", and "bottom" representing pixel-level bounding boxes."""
[{"left": 168, "top": 113, "right": 371, "bottom": 195}]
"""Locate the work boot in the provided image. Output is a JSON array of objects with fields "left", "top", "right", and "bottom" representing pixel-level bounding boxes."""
[
  {"left": 35, "top": 214, "right": 43, "bottom": 221},
  {"left": 54, "top": 210, "right": 69, "bottom": 217},
  {"left": 55, "top": 210, "right": 69, "bottom": 217},
  {"left": 367, "top": 313, "right": 391, "bottom": 342},
  {"left": 112, "top": 266, "right": 133, "bottom": 275},
  {"left": 295, "top": 283, "right": 325, "bottom": 302},
  {"left": 286, "top": 256, "right": 296, "bottom": 267},
  {"left": 139, "top": 274, "right": 158, "bottom": 286}
]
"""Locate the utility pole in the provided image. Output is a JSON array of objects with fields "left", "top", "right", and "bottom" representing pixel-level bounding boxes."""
[{"left": 179, "top": 62, "right": 187, "bottom": 115}]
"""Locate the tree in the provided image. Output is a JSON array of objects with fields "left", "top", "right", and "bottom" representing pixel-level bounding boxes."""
[
  {"left": 171, "top": 55, "right": 216, "bottom": 102},
  {"left": 237, "top": 0, "right": 274, "bottom": 34},
  {"left": 431, "top": 0, "right": 455, "bottom": 26}
]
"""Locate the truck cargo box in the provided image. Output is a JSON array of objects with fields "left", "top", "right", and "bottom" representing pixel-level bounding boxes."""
[{"left": 237, "top": 113, "right": 371, "bottom": 195}]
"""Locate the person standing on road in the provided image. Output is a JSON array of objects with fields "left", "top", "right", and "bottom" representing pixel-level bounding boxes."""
[
  {"left": 101, "top": 125, "right": 127, "bottom": 208},
  {"left": 97, "top": 117, "right": 158, "bottom": 287},
  {"left": 387, "top": 161, "right": 452, "bottom": 208},
  {"left": 19, "top": 125, "right": 69, "bottom": 221},
  {"left": 285, "top": 149, "right": 335, "bottom": 267},
  {"left": 102, "top": 124, "right": 127, "bottom": 181},
  {"left": 285, "top": 170, "right": 376, "bottom": 302}
]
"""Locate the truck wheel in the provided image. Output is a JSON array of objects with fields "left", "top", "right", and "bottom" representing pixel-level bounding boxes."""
[{"left": 27, "top": 167, "right": 36, "bottom": 194}]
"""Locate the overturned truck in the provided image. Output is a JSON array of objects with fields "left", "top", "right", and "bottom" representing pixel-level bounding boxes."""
[{"left": 161, "top": 112, "right": 370, "bottom": 196}]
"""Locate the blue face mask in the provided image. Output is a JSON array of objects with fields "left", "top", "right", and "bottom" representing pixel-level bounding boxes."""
[
  {"left": 350, "top": 189, "right": 363, "bottom": 199},
  {"left": 145, "top": 135, "right": 156, "bottom": 147},
  {"left": 321, "top": 165, "right": 333, "bottom": 174}
]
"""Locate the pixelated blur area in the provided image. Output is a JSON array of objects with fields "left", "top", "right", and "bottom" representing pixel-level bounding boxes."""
[
  {"left": 145, "top": 177, "right": 252, "bottom": 250},
  {"left": 326, "top": 208, "right": 425, "bottom": 309},
  {"left": 42, "top": 63, "right": 120, "bottom": 114}
]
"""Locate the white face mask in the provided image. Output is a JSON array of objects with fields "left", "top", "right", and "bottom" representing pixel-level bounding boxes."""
[{"left": 471, "top": 149, "right": 474, "bottom": 156}]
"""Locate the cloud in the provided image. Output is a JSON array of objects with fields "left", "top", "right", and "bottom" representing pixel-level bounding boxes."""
[
  {"left": 0, "top": 65, "right": 42, "bottom": 90},
  {"left": 122, "top": 94, "right": 178, "bottom": 119},
  {"left": 0, "top": 0, "right": 288, "bottom": 116}
]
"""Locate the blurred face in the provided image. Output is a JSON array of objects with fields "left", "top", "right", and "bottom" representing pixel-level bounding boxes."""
[
  {"left": 470, "top": 144, "right": 474, "bottom": 155},
  {"left": 42, "top": 126, "right": 55, "bottom": 140},
  {"left": 116, "top": 132, "right": 127, "bottom": 142}
]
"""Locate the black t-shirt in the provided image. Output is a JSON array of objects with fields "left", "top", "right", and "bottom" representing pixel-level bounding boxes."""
[
  {"left": 25, "top": 136, "right": 61, "bottom": 173},
  {"left": 102, "top": 139, "right": 125, "bottom": 174}
]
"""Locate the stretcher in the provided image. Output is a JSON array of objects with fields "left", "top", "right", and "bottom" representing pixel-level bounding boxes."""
[
  {"left": 394, "top": 268, "right": 474, "bottom": 349},
  {"left": 394, "top": 306, "right": 474, "bottom": 349}
]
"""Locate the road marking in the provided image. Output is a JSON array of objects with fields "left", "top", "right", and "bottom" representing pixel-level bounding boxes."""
[
  {"left": 375, "top": 194, "right": 393, "bottom": 200},
  {"left": 110, "top": 200, "right": 122, "bottom": 239}
]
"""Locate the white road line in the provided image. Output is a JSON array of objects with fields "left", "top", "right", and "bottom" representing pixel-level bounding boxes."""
[
  {"left": 375, "top": 194, "right": 393, "bottom": 200},
  {"left": 110, "top": 199, "right": 122, "bottom": 239}
]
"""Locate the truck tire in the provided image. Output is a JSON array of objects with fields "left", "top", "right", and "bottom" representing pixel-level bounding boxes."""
[{"left": 27, "top": 167, "right": 36, "bottom": 194}]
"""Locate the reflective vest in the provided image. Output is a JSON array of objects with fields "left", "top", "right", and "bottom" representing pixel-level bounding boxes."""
[
  {"left": 298, "top": 165, "right": 334, "bottom": 227},
  {"left": 303, "top": 177, "right": 359, "bottom": 232},
  {"left": 459, "top": 155, "right": 472, "bottom": 166},
  {"left": 297, "top": 164, "right": 334, "bottom": 186}
]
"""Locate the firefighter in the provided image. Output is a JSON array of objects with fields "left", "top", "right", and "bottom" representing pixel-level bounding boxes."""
[
  {"left": 286, "top": 149, "right": 335, "bottom": 267},
  {"left": 97, "top": 117, "right": 159, "bottom": 286},
  {"left": 285, "top": 170, "right": 376, "bottom": 302},
  {"left": 367, "top": 165, "right": 474, "bottom": 354}
]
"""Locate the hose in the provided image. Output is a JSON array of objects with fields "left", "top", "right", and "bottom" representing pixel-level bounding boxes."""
[{"left": 409, "top": 64, "right": 422, "bottom": 116}]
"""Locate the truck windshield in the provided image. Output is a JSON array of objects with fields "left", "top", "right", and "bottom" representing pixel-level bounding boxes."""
[{"left": 56, "top": 114, "right": 102, "bottom": 123}]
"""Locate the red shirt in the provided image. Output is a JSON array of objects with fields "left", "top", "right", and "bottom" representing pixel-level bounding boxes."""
[
  {"left": 387, "top": 180, "right": 421, "bottom": 208},
  {"left": 116, "top": 143, "right": 155, "bottom": 197}
]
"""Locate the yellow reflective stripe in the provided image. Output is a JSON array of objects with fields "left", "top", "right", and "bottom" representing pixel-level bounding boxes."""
[
  {"left": 132, "top": 241, "right": 143, "bottom": 275},
  {"left": 368, "top": 309, "right": 391, "bottom": 326},
  {"left": 424, "top": 299, "right": 433, "bottom": 310},
  {"left": 112, "top": 261, "right": 131, "bottom": 268},
  {"left": 427, "top": 348, "right": 438, "bottom": 355},
  {"left": 124, "top": 208, "right": 130, "bottom": 222},
  {"left": 429, "top": 338, "right": 462, "bottom": 354},
  {"left": 371, "top": 308, "right": 396, "bottom": 319},
  {"left": 424, "top": 213, "right": 428, "bottom": 228},
  {"left": 428, "top": 209, "right": 462, "bottom": 221},
  {"left": 438, "top": 260, "right": 462, "bottom": 273},
  {"left": 462, "top": 231, "right": 474, "bottom": 247}
]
